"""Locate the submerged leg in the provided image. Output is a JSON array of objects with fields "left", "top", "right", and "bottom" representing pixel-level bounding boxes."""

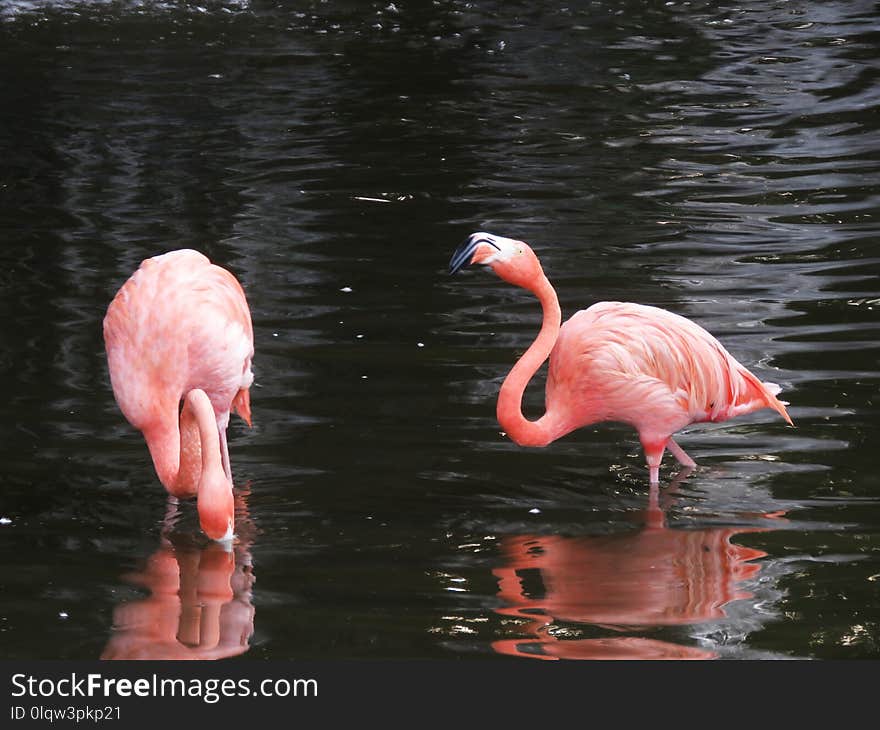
[
  {"left": 666, "top": 437, "right": 697, "bottom": 468},
  {"left": 644, "top": 480, "right": 665, "bottom": 530},
  {"left": 162, "top": 495, "right": 182, "bottom": 534}
]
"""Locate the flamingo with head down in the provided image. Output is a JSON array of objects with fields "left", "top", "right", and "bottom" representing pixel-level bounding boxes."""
[
  {"left": 103, "top": 249, "right": 254, "bottom": 541},
  {"left": 448, "top": 232, "right": 792, "bottom": 483}
]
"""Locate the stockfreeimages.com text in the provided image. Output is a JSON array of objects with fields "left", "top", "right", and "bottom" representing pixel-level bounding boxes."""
[{"left": 10, "top": 673, "right": 317, "bottom": 704}]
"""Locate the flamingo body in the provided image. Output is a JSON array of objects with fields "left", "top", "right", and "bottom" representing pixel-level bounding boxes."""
[
  {"left": 104, "top": 249, "right": 254, "bottom": 539},
  {"left": 449, "top": 232, "right": 792, "bottom": 483},
  {"left": 547, "top": 301, "right": 789, "bottom": 441}
]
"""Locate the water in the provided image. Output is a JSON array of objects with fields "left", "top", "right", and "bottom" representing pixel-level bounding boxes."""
[{"left": 1, "top": 0, "right": 878, "bottom": 661}]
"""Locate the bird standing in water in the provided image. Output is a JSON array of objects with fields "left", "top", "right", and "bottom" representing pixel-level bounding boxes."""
[
  {"left": 449, "top": 232, "right": 792, "bottom": 483},
  {"left": 104, "top": 249, "right": 254, "bottom": 540}
]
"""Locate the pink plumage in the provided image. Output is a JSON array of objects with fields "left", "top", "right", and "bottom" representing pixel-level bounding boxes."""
[
  {"left": 104, "top": 249, "right": 254, "bottom": 540},
  {"left": 449, "top": 232, "right": 792, "bottom": 483}
]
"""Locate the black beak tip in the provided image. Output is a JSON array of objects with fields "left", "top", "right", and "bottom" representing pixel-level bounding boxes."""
[
  {"left": 448, "top": 232, "right": 501, "bottom": 276},
  {"left": 448, "top": 234, "right": 480, "bottom": 276}
]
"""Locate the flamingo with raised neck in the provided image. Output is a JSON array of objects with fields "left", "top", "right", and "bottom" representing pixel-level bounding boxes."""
[{"left": 449, "top": 232, "right": 792, "bottom": 483}]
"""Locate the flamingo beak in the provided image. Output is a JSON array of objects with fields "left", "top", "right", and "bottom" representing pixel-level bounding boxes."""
[{"left": 448, "top": 233, "right": 501, "bottom": 275}]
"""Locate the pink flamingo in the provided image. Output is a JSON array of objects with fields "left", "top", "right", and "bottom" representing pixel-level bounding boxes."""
[
  {"left": 449, "top": 232, "right": 792, "bottom": 483},
  {"left": 104, "top": 250, "right": 254, "bottom": 540}
]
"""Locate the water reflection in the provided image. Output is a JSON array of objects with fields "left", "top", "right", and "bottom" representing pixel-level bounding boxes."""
[
  {"left": 491, "top": 483, "right": 782, "bottom": 660},
  {"left": 101, "top": 489, "right": 255, "bottom": 661}
]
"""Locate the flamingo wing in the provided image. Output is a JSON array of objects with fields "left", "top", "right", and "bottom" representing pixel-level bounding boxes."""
[{"left": 546, "top": 302, "right": 790, "bottom": 436}]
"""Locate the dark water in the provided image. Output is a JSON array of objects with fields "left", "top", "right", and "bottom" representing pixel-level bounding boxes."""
[{"left": 1, "top": 0, "right": 879, "bottom": 661}]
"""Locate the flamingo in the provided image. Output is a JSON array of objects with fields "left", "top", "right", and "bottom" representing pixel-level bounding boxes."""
[
  {"left": 103, "top": 249, "right": 254, "bottom": 541},
  {"left": 448, "top": 232, "right": 792, "bottom": 483}
]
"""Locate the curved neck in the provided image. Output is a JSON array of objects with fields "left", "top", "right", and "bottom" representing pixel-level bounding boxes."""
[
  {"left": 144, "top": 390, "right": 225, "bottom": 498},
  {"left": 145, "top": 389, "right": 233, "bottom": 540},
  {"left": 496, "top": 274, "right": 564, "bottom": 447}
]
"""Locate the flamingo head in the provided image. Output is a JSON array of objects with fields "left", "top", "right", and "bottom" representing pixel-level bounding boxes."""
[
  {"left": 449, "top": 232, "right": 543, "bottom": 289},
  {"left": 197, "top": 472, "right": 236, "bottom": 542}
]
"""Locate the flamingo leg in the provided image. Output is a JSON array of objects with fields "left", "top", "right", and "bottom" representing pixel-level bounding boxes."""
[
  {"left": 667, "top": 437, "right": 697, "bottom": 468},
  {"left": 162, "top": 496, "right": 182, "bottom": 533},
  {"left": 219, "top": 428, "right": 232, "bottom": 481},
  {"left": 644, "top": 481, "right": 665, "bottom": 530},
  {"left": 640, "top": 437, "right": 666, "bottom": 485}
]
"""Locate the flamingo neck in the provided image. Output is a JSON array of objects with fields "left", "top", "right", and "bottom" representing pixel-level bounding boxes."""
[
  {"left": 144, "top": 409, "right": 188, "bottom": 497},
  {"left": 496, "top": 274, "right": 565, "bottom": 447},
  {"left": 145, "top": 389, "right": 233, "bottom": 540}
]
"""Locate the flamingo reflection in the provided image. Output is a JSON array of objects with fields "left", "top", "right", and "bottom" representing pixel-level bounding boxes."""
[
  {"left": 492, "top": 483, "right": 783, "bottom": 660},
  {"left": 101, "top": 489, "right": 256, "bottom": 660}
]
